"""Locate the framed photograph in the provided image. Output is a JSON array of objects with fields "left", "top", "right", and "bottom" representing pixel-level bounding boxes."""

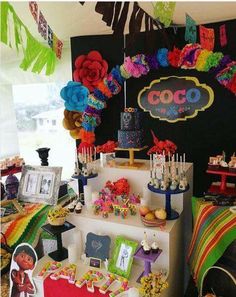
[
  {"left": 108, "top": 236, "right": 138, "bottom": 279},
  {"left": 89, "top": 257, "right": 101, "bottom": 269},
  {"left": 85, "top": 232, "right": 111, "bottom": 261},
  {"left": 0, "top": 199, "right": 26, "bottom": 223},
  {"left": 18, "top": 165, "right": 62, "bottom": 205}
]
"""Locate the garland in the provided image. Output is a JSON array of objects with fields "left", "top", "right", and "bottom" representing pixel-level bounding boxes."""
[
  {"left": 60, "top": 43, "right": 236, "bottom": 150},
  {"left": 0, "top": 2, "right": 56, "bottom": 75}
]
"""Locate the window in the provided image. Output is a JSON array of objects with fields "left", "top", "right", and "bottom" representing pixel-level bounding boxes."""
[{"left": 12, "top": 83, "right": 75, "bottom": 179}]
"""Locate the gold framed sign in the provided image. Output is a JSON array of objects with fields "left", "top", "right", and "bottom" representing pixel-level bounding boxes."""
[{"left": 138, "top": 76, "right": 214, "bottom": 123}]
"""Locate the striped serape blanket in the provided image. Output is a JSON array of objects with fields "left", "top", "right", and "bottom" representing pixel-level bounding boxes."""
[
  {"left": 2, "top": 203, "right": 50, "bottom": 248},
  {"left": 187, "top": 197, "right": 236, "bottom": 289},
  {"left": 1, "top": 188, "right": 76, "bottom": 249}
]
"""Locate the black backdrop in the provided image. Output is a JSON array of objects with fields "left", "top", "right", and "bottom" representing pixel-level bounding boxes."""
[{"left": 71, "top": 19, "right": 236, "bottom": 196}]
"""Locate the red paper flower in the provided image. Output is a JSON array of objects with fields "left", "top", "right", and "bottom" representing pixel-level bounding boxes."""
[
  {"left": 73, "top": 51, "right": 108, "bottom": 92},
  {"left": 168, "top": 47, "right": 181, "bottom": 68},
  {"left": 96, "top": 140, "right": 118, "bottom": 153},
  {"left": 78, "top": 128, "right": 95, "bottom": 144},
  {"left": 147, "top": 130, "right": 177, "bottom": 155},
  {"left": 105, "top": 178, "right": 130, "bottom": 196}
]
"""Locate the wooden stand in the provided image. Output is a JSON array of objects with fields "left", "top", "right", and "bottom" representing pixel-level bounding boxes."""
[{"left": 115, "top": 146, "right": 148, "bottom": 169}]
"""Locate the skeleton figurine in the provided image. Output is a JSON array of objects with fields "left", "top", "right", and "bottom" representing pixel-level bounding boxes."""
[
  {"left": 160, "top": 173, "right": 168, "bottom": 191},
  {"left": 122, "top": 112, "right": 133, "bottom": 129},
  {"left": 175, "top": 166, "right": 180, "bottom": 184},
  {"left": 149, "top": 170, "right": 155, "bottom": 186},
  {"left": 74, "top": 167, "right": 80, "bottom": 176},
  {"left": 182, "top": 171, "right": 188, "bottom": 187},
  {"left": 154, "top": 171, "right": 159, "bottom": 189},
  {"left": 179, "top": 178, "right": 186, "bottom": 191},
  {"left": 81, "top": 164, "right": 89, "bottom": 177},
  {"left": 170, "top": 178, "right": 178, "bottom": 191}
]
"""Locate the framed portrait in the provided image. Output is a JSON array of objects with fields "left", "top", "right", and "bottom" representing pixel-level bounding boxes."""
[
  {"left": 0, "top": 199, "right": 26, "bottom": 223},
  {"left": 89, "top": 257, "right": 101, "bottom": 269},
  {"left": 18, "top": 165, "right": 62, "bottom": 205},
  {"left": 108, "top": 236, "right": 138, "bottom": 279}
]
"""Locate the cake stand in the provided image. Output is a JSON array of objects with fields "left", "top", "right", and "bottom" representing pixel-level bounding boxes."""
[
  {"left": 71, "top": 173, "right": 98, "bottom": 187},
  {"left": 134, "top": 246, "right": 162, "bottom": 283},
  {"left": 148, "top": 184, "right": 190, "bottom": 220},
  {"left": 206, "top": 169, "right": 236, "bottom": 195},
  {"left": 115, "top": 146, "right": 148, "bottom": 169}
]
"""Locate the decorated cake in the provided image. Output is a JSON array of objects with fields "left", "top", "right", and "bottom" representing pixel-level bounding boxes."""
[{"left": 118, "top": 108, "right": 144, "bottom": 148}]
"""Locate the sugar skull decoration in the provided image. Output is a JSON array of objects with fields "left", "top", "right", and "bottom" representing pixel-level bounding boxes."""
[
  {"left": 5, "top": 174, "right": 19, "bottom": 199},
  {"left": 122, "top": 113, "right": 132, "bottom": 129}
]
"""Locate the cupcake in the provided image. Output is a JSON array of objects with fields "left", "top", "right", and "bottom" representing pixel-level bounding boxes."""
[
  {"left": 75, "top": 202, "right": 82, "bottom": 214},
  {"left": 151, "top": 241, "right": 159, "bottom": 253},
  {"left": 143, "top": 244, "right": 151, "bottom": 255},
  {"left": 68, "top": 201, "right": 76, "bottom": 212}
]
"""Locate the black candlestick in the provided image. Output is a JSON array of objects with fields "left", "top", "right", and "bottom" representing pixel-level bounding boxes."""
[{"left": 36, "top": 147, "right": 50, "bottom": 166}]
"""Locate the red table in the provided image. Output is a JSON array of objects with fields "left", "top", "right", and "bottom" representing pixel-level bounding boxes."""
[
  {"left": 206, "top": 169, "right": 236, "bottom": 195},
  {"left": 44, "top": 276, "right": 110, "bottom": 297}
]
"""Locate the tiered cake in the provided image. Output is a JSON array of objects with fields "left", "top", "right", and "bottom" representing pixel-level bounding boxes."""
[{"left": 118, "top": 109, "right": 144, "bottom": 148}]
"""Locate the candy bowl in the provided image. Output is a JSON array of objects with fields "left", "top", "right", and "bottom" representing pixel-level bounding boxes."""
[{"left": 47, "top": 206, "right": 69, "bottom": 226}]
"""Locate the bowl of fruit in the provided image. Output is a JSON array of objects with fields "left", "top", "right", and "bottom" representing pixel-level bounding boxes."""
[
  {"left": 139, "top": 206, "right": 166, "bottom": 227},
  {"left": 47, "top": 206, "right": 69, "bottom": 226}
]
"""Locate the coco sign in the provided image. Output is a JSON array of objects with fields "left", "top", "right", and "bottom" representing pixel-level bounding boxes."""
[{"left": 138, "top": 76, "right": 214, "bottom": 123}]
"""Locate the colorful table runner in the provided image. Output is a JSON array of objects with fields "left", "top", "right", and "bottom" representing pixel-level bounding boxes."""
[
  {"left": 1, "top": 188, "right": 75, "bottom": 249},
  {"left": 187, "top": 197, "right": 236, "bottom": 289}
]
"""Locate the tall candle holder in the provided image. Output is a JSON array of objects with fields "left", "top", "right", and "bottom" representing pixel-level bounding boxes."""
[{"left": 36, "top": 147, "right": 50, "bottom": 166}]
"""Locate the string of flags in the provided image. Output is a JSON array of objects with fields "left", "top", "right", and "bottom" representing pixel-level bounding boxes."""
[
  {"left": 29, "top": 1, "right": 63, "bottom": 59},
  {"left": 185, "top": 13, "right": 228, "bottom": 50}
]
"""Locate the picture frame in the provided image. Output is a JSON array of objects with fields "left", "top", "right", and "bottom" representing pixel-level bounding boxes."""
[
  {"left": 85, "top": 232, "right": 111, "bottom": 261},
  {"left": 18, "top": 165, "right": 62, "bottom": 205},
  {"left": 108, "top": 236, "right": 138, "bottom": 279},
  {"left": 0, "top": 199, "right": 26, "bottom": 223},
  {"left": 89, "top": 257, "right": 102, "bottom": 269}
]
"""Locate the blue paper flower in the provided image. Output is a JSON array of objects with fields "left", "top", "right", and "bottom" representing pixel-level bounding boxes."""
[
  {"left": 60, "top": 81, "right": 89, "bottom": 112},
  {"left": 157, "top": 48, "right": 169, "bottom": 67}
]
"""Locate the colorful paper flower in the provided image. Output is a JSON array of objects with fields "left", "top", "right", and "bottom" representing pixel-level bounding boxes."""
[
  {"left": 179, "top": 43, "right": 202, "bottom": 69},
  {"left": 195, "top": 50, "right": 212, "bottom": 71},
  {"left": 210, "top": 55, "right": 232, "bottom": 76},
  {"left": 168, "top": 47, "right": 181, "bottom": 68},
  {"left": 78, "top": 128, "right": 95, "bottom": 144},
  {"left": 73, "top": 50, "right": 108, "bottom": 91},
  {"left": 145, "top": 54, "right": 159, "bottom": 70},
  {"left": 204, "top": 52, "right": 224, "bottom": 72},
  {"left": 157, "top": 48, "right": 169, "bottom": 67},
  {"left": 60, "top": 81, "right": 89, "bottom": 112}
]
